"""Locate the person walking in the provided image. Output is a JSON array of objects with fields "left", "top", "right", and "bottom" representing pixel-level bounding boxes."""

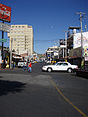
[
  {"left": 23, "top": 61, "right": 27, "bottom": 70},
  {"left": 1, "top": 60, "right": 4, "bottom": 69},
  {"left": 28, "top": 61, "right": 32, "bottom": 72},
  {"left": 11, "top": 61, "right": 14, "bottom": 69}
]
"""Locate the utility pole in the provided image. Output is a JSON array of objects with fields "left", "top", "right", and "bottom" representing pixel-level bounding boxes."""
[
  {"left": 10, "top": 38, "right": 13, "bottom": 69},
  {"left": 85, "top": 16, "right": 87, "bottom": 32},
  {"left": 64, "top": 31, "right": 69, "bottom": 58},
  {"left": 76, "top": 12, "right": 85, "bottom": 58},
  {"left": 2, "top": 21, "right": 4, "bottom": 61}
]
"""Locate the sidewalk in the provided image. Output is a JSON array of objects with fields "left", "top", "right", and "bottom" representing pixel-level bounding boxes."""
[{"left": 0, "top": 67, "right": 19, "bottom": 71}]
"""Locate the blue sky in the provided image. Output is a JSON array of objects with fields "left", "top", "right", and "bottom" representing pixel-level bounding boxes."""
[{"left": 0, "top": 0, "right": 88, "bottom": 54}]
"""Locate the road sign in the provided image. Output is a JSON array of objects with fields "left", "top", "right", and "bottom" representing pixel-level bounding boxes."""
[
  {"left": 0, "top": 39, "right": 7, "bottom": 42},
  {"left": 0, "top": 22, "right": 11, "bottom": 32}
]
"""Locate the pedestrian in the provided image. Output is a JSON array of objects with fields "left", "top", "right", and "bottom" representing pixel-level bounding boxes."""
[
  {"left": 23, "top": 61, "right": 27, "bottom": 70},
  {"left": 14, "top": 61, "right": 16, "bottom": 68},
  {"left": 1, "top": 60, "right": 4, "bottom": 69},
  {"left": 28, "top": 61, "right": 32, "bottom": 72},
  {"left": 11, "top": 61, "right": 14, "bottom": 69}
]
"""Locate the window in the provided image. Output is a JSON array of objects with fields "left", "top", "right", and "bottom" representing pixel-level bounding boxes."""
[
  {"left": 57, "top": 63, "right": 62, "bottom": 66},
  {"left": 62, "top": 63, "right": 68, "bottom": 66}
]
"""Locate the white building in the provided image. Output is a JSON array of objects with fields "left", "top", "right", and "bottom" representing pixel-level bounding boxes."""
[{"left": 8, "top": 25, "right": 33, "bottom": 56}]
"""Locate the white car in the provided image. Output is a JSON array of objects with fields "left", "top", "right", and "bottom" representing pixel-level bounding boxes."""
[
  {"left": 18, "top": 61, "right": 27, "bottom": 67},
  {"left": 42, "top": 62, "right": 78, "bottom": 73}
]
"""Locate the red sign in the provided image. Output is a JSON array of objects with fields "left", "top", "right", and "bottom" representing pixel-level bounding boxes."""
[{"left": 0, "top": 3, "right": 11, "bottom": 22}]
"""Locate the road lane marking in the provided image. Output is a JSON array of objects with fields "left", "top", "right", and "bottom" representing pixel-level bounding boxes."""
[{"left": 50, "top": 79, "right": 88, "bottom": 117}]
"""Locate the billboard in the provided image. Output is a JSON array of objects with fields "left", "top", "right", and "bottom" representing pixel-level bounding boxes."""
[
  {"left": 73, "top": 32, "right": 88, "bottom": 49},
  {"left": 0, "top": 3, "right": 11, "bottom": 22}
]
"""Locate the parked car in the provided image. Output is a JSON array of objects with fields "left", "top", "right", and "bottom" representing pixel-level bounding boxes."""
[
  {"left": 18, "top": 61, "right": 27, "bottom": 68},
  {"left": 42, "top": 62, "right": 78, "bottom": 73},
  {"left": 46, "top": 61, "right": 51, "bottom": 63},
  {"left": 31, "top": 60, "right": 37, "bottom": 64}
]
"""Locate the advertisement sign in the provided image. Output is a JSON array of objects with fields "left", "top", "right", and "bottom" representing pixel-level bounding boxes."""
[
  {"left": 0, "top": 22, "right": 11, "bottom": 32},
  {"left": 0, "top": 3, "right": 11, "bottom": 22},
  {"left": 84, "top": 46, "right": 88, "bottom": 56},
  {"left": 73, "top": 32, "right": 88, "bottom": 49}
]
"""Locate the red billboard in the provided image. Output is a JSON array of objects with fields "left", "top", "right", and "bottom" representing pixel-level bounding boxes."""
[{"left": 0, "top": 3, "right": 11, "bottom": 22}]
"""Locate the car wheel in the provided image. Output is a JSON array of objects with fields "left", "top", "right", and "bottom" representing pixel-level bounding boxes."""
[
  {"left": 47, "top": 68, "right": 52, "bottom": 72},
  {"left": 67, "top": 68, "right": 72, "bottom": 73}
]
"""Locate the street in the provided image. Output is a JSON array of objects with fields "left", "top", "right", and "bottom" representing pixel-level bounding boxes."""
[{"left": 0, "top": 62, "right": 88, "bottom": 117}]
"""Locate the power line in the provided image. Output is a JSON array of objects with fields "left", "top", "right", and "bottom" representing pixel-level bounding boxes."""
[{"left": 34, "top": 38, "right": 64, "bottom": 42}]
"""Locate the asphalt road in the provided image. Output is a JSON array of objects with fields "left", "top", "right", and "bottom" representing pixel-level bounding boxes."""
[{"left": 0, "top": 62, "right": 88, "bottom": 117}]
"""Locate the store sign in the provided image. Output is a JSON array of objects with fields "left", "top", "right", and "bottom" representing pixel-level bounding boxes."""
[
  {"left": 84, "top": 46, "right": 88, "bottom": 56},
  {"left": 0, "top": 22, "right": 10, "bottom": 32},
  {"left": 0, "top": 3, "right": 11, "bottom": 22}
]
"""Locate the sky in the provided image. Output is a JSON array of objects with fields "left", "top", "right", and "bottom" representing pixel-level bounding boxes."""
[{"left": 0, "top": 0, "right": 88, "bottom": 54}]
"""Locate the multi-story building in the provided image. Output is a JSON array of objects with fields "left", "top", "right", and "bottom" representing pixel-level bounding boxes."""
[
  {"left": 46, "top": 46, "right": 59, "bottom": 61},
  {"left": 8, "top": 25, "right": 33, "bottom": 56}
]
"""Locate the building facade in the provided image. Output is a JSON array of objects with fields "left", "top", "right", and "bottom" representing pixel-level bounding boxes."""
[
  {"left": 67, "top": 28, "right": 88, "bottom": 67},
  {"left": 46, "top": 46, "right": 59, "bottom": 61},
  {"left": 8, "top": 25, "right": 33, "bottom": 56}
]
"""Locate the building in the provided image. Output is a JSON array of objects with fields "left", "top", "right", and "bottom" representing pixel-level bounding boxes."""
[
  {"left": 67, "top": 27, "right": 88, "bottom": 67},
  {"left": 46, "top": 46, "right": 59, "bottom": 61},
  {"left": 8, "top": 25, "right": 33, "bottom": 57},
  {"left": 59, "top": 39, "right": 66, "bottom": 58},
  {"left": 68, "top": 29, "right": 88, "bottom": 57}
]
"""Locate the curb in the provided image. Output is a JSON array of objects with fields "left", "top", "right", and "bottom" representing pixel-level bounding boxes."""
[
  {"left": 76, "top": 70, "right": 88, "bottom": 79},
  {"left": 0, "top": 68, "right": 19, "bottom": 71}
]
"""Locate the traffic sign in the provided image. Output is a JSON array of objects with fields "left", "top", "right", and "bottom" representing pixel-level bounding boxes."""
[
  {"left": 0, "top": 22, "right": 11, "bottom": 32},
  {"left": 0, "top": 39, "right": 7, "bottom": 42}
]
